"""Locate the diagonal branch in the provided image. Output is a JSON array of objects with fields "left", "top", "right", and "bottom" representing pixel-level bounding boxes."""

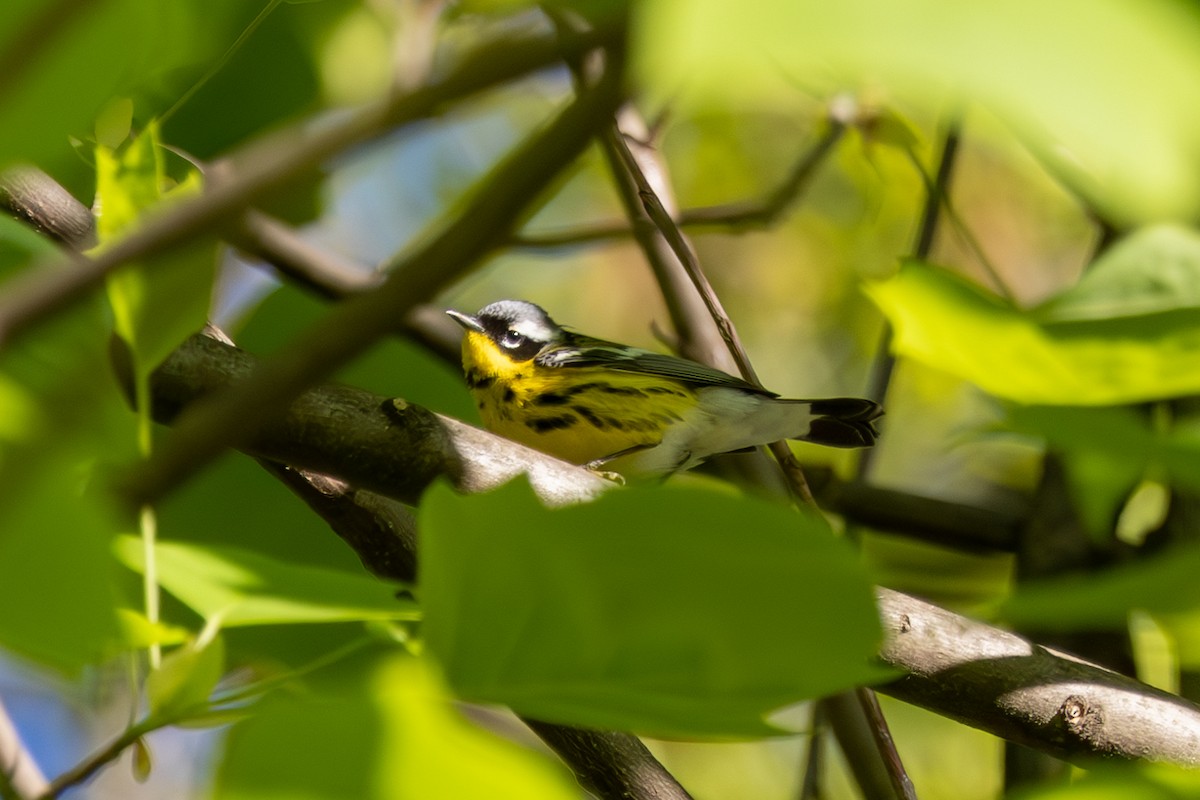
[
  {"left": 120, "top": 47, "right": 626, "bottom": 506},
  {"left": 0, "top": 19, "right": 623, "bottom": 348}
]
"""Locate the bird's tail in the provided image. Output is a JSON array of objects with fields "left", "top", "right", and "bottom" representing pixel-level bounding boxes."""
[{"left": 794, "top": 397, "right": 883, "bottom": 448}]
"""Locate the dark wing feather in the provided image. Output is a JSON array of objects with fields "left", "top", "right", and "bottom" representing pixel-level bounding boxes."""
[{"left": 536, "top": 333, "right": 776, "bottom": 396}]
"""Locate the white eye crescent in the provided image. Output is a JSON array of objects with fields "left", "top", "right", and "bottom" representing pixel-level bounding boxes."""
[{"left": 501, "top": 329, "right": 527, "bottom": 349}]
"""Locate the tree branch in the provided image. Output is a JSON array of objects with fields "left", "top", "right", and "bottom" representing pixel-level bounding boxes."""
[
  {"left": 120, "top": 44, "right": 626, "bottom": 506},
  {"left": 0, "top": 166, "right": 95, "bottom": 249},
  {"left": 876, "top": 589, "right": 1200, "bottom": 765},
  {"left": 142, "top": 330, "right": 613, "bottom": 508},
  {"left": 509, "top": 118, "right": 845, "bottom": 248},
  {"left": 0, "top": 18, "right": 623, "bottom": 347},
  {"left": 142, "top": 332, "right": 1200, "bottom": 767}
]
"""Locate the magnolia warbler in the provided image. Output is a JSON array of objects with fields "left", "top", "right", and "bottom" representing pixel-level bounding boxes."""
[{"left": 447, "top": 300, "right": 882, "bottom": 477}]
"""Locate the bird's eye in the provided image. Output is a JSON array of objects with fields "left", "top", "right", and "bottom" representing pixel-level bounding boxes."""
[{"left": 500, "top": 329, "right": 526, "bottom": 350}]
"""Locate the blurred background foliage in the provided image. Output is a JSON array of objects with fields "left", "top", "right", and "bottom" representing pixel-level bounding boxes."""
[{"left": 3, "top": 0, "right": 1200, "bottom": 798}]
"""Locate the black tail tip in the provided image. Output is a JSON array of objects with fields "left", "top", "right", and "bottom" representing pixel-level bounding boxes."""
[{"left": 807, "top": 398, "right": 883, "bottom": 447}]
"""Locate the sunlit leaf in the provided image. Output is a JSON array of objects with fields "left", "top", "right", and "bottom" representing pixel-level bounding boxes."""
[
  {"left": 636, "top": 0, "right": 1200, "bottom": 223},
  {"left": 1036, "top": 225, "right": 1200, "bottom": 323},
  {"left": 419, "top": 480, "right": 886, "bottom": 738},
  {"left": 115, "top": 609, "right": 192, "bottom": 649},
  {"left": 373, "top": 657, "right": 578, "bottom": 799},
  {"left": 216, "top": 654, "right": 577, "bottom": 800},
  {"left": 867, "top": 260, "right": 1200, "bottom": 405},
  {"left": 1009, "top": 761, "right": 1200, "bottom": 799},
  {"left": 115, "top": 536, "right": 417, "bottom": 627}
]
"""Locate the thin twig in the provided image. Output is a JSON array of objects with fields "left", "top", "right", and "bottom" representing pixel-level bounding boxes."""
[
  {"left": 856, "top": 122, "right": 961, "bottom": 479},
  {"left": 796, "top": 704, "right": 824, "bottom": 800},
  {"left": 37, "top": 719, "right": 157, "bottom": 800},
  {"left": 855, "top": 688, "right": 917, "bottom": 800},
  {"left": 510, "top": 121, "right": 845, "bottom": 248},
  {"left": 837, "top": 119, "right": 967, "bottom": 800},
  {"left": 605, "top": 126, "right": 819, "bottom": 507}
]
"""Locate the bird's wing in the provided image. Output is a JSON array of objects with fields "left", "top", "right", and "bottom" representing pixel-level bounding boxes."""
[{"left": 536, "top": 335, "right": 776, "bottom": 396}]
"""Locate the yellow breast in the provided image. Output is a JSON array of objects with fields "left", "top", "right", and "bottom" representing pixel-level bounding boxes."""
[{"left": 460, "top": 331, "right": 697, "bottom": 465}]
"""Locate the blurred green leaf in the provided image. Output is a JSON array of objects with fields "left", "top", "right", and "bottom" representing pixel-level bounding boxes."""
[
  {"left": 1035, "top": 225, "right": 1200, "bottom": 323},
  {"left": 419, "top": 480, "right": 886, "bottom": 737},
  {"left": 161, "top": 0, "right": 332, "bottom": 159},
  {"left": 1003, "top": 540, "right": 1200, "bottom": 630},
  {"left": 115, "top": 609, "right": 192, "bottom": 649},
  {"left": 636, "top": 0, "right": 1200, "bottom": 223},
  {"left": 867, "top": 260, "right": 1200, "bottom": 405},
  {"left": 146, "top": 634, "right": 226, "bottom": 719},
  {"left": 0, "top": 1, "right": 246, "bottom": 175},
  {"left": 1009, "top": 761, "right": 1200, "bottom": 799},
  {"left": 1006, "top": 406, "right": 1200, "bottom": 537},
  {"left": 0, "top": 219, "right": 129, "bottom": 671},
  {"left": 115, "top": 536, "right": 417, "bottom": 627},
  {"left": 0, "top": 465, "right": 122, "bottom": 670},
  {"left": 1009, "top": 406, "right": 1200, "bottom": 492},
  {"left": 373, "top": 656, "right": 578, "bottom": 799},
  {"left": 216, "top": 653, "right": 577, "bottom": 800},
  {"left": 158, "top": 450, "right": 367, "bottom": 572}
]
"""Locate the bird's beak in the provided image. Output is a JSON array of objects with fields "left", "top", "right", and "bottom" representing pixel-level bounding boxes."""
[{"left": 446, "top": 309, "right": 485, "bottom": 334}]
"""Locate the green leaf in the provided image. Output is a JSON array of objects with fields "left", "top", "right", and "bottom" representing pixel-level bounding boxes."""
[
  {"left": 1003, "top": 540, "right": 1200, "bottom": 630},
  {"left": 146, "top": 634, "right": 226, "bottom": 719},
  {"left": 97, "top": 123, "right": 215, "bottom": 383},
  {"left": 1006, "top": 406, "right": 1200, "bottom": 537},
  {"left": 419, "top": 480, "right": 886, "bottom": 738},
  {"left": 866, "top": 260, "right": 1200, "bottom": 405},
  {"left": 115, "top": 609, "right": 192, "bottom": 649},
  {"left": 636, "top": 0, "right": 1200, "bottom": 223},
  {"left": 115, "top": 536, "right": 417, "bottom": 627},
  {"left": 216, "top": 654, "right": 578, "bottom": 800},
  {"left": 1009, "top": 761, "right": 1200, "bottom": 800},
  {"left": 1035, "top": 225, "right": 1200, "bottom": 323},
  {"left": 0, "top": 465, "right": 122, "bottom": 670},
  {"left": 0, "top": 1, "right": 246, "bottom": 174},
  {"left": 373, "top": 656, "right": 578, "bottom": 799}
]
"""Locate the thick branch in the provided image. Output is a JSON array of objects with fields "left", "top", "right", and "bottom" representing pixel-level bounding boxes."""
[
  {"left": 144, "top": 332, "right": 1200, "bottom": 767},
  {"left": 122, "top": 49, "right": 625, "bottom": 505},
  {"left": 877, "top": 589, "right": 1200, "bottom": 765},
  {"left": 143, "top": 331, "right": 612, "bottom": 508},
  {"left": 0, "top": 166, "right": 95, "bottom": 249}
]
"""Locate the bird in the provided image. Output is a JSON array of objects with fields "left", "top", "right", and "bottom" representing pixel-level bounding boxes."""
[{"left": 446, "top": 300, "right": 882, "bottom": 478}]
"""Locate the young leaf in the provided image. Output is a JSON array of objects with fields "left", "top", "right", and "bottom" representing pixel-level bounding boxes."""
[
  {"left": 867, "top": 260, "right": 1200, "bottom": 405},
  {"left": 97, "top": 122, "right": 215, "bottom": 383},
  {"left": 115, "top": 536, "right": 417, "bottom": 627},
  {"left": 419, "top": 480, "right": 887, "bottom": 738}
]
